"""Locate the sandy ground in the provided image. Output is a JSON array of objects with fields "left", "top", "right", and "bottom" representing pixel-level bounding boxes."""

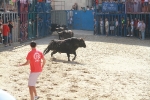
[{"left": 0, "top": 30, "right": 150, "bottom": 100}]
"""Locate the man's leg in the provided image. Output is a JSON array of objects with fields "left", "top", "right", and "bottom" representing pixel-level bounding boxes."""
[
  {"left": 29, "top": 86, "right": 34, "bottom": 100},
  {"left": 33, "top": 86, "right": 37, "bottom": 96}
]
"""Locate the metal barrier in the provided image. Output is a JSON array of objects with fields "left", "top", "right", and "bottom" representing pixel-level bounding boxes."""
[{"left": 51, "top": 10, "right": 67, "bottom": 26}]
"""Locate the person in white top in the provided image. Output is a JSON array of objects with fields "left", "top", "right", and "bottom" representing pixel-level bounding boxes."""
[
  {"left": 105, "top": 18, "right": 109, "bottom": 36},
  {"left": 99, "top": 18, "right": 104, "bottom": 35},
  {"left": 114, "top": 18, "right": 118, "bottom": 36},
  {"left": 137, "top": 19, "right": 141, "bottom": 39},
  {"left": 139, "top": 20, "right": 146, "bottom": 40},
  {"left": 130, "top": 19, "right": 134, "bottom": 36}
]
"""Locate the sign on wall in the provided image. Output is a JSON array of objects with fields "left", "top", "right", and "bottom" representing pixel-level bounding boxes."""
[{"left": 102, "top": 2, "right": 118, "bottom": 12}]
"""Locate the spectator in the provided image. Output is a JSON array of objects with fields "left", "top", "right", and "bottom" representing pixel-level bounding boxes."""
[
  {"left": 86, "top": 6, "right": 90, "bottom": 10},
  {"left": 99, "top": 18, "right": 104, "bottom": 35},
  {"left": 141, "top": 0, "right": 144, "bottom": 12},
  {"left": 137, "top": 19, "right": 141, "bottom": 39},
  {"left": 134, "top": 18, "right": 138, "bottom": 36},
  {"left": 121, "top": 17, "right": 125, "bottom": 36},
  {"left": 144, "top": 0, "right": 149, "bottom": 12},
  {"left": 127, "top": 18, "right": 131, "bottom": 36},
  {"left": 110, "top": 19, "right": 115, "bottom": 35},
  {"left": 74, "top": 3, "right": 78, "bottom": 10},
  {"left": 134, "top": 0, "right": 138, "bottom": 12},
  {"left": 68, "top": 16, "right": 73, "bottom": 29},
  {"left": 130, "top": 19, "right": 134, "bottom": 36},
  {"left": 94, "top": 19, "right": 98, "bottom": 35},
  {"left": 105, "top": 18, "right": 109, "bottom": 36},
  {"left": 139, "top": 20, "right": 146, "bottom": 40},
  {"left": 8, "top": 20, "right": 13, "bottom": 46},
  {"left": 0, "top": 19, "right": 3, "bottom": 44},
  {"left": 2, "top": 23, "right": 10, "bottom": 47},
  {"left": 114, "top": 18, "right": 119, "bottom": 36},
  {"left": 138, "top": 0, "right": 142, "bottom": 12}
]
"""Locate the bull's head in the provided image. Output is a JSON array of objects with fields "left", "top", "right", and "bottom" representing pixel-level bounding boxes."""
[{"left": 79, "top": 38, "right": 86, "bottom": 48}]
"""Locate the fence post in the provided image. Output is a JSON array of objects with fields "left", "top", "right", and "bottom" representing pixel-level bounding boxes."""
[
  {"left": 36, "top": 14, "right": 39, "bottom": 38},
  {"left": 18, "top": 16, "right": 20, "bottom": 43}
]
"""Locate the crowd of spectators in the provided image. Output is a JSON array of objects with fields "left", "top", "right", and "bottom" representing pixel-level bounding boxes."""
[
  {"left": 94, "top": 17, "right": 146, "bottom": 40},
  {"left": 96, "top": 0, "right": 150, "bottom": 13},
  {"left": 0, "top": 18, "right": 14, "bottom": 47}
]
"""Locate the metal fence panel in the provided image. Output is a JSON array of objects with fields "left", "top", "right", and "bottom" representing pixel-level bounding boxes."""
[{"left": 51, "top": 10, "right": 67, "bottom": 25}]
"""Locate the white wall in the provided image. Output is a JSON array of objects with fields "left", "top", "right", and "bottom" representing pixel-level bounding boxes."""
[{"left": 51, "top": 0, "right": 93, "bottom": 10}]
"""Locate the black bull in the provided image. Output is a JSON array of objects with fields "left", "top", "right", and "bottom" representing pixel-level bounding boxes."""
[
  {"left": 58, "top": 30, "right": 74, "bottom": 40},
  {"left": 43, "top": 37, "right": 86, "bottom": 61}
]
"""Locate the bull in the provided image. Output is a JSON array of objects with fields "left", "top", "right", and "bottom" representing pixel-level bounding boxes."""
[
  {"left": 43, "top": 37, "right": 86, "bottom": 61},
  {"left": 58, "top": 30, "right": 74, "bottom": 40}
]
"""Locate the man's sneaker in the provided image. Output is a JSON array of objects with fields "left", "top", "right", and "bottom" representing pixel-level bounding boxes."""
[
  {"left": 34, "top": 96, "right": 39, "bottom": 100},
  {"left": 127, "top": 34, "right": 130, "bottom": 36},
  {"left": 131, "top": 35, "right": 133, "bottom": 37}
]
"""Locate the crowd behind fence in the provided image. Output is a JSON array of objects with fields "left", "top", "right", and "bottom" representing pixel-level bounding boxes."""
[
  {"left": 94, "top": 13, "right": 150, "bottom": 39},
  {"left": 95, "top": 1, "right": 150, "bottom": 13}
]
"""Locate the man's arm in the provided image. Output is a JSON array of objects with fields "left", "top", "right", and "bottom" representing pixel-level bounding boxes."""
[
  {"left": 42, "top": 57, "right": 46, "bottom": 68},
  {"left": 20, "top": 60, "right": 30, "bottom": 66}
]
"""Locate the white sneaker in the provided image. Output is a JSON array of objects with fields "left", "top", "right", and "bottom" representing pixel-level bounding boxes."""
[
  {"left": 127, "top": 34, "right": 130, "bottom": 36},
  {"left": 131, "top": 35, "right": 133, "bottom": 36},
  {"left": 34, "top": 96, "right": 39, "bottom": 100}
]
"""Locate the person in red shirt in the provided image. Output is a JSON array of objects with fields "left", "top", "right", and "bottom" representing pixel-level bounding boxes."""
[
  {"left": 19, "top": 41, "right": 46, "bottom": 100},
  {"left": 3, "top": 23, "right": 10, "bottom": 47}
]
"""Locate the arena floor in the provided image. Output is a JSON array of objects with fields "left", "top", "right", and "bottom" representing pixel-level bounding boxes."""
[{"left": 0, "top": 30, "right": 150, "bottom": 100}]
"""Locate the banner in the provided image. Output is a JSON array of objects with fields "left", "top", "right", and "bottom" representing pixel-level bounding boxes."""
[{"left": 102, "top": 2, "right": 118, "bottom": 12}]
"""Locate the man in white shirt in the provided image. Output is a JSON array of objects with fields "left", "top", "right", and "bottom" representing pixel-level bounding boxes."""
[
  {"left": 99, "top": 18, "right": 104, "bottom": 35},
  {"left": 105, "top": 18, "right": 109, "bottom": 36},
  {"left": 137, "top": 19, "right": 141, "bottom": 38}
]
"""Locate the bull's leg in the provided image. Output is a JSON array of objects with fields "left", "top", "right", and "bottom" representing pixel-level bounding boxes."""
[
  {"left": 51, "top": 50, "right": 57, "bottom": 57},
  {"left": 72, "top": 51, "right": 77, "bottom": 61},
  {"left": 67, "top": 53, "right": 70, "bottom": 61}
]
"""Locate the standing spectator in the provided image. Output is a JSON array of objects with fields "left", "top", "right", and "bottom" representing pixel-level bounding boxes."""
[
  {"left": 19, "top": 41, "right": 46, "bottom": 100},
  {"left": 121, "top": 17, "right": 125, "bottom": 36},
  {"left": 74, "top": 3, "right": 78, "bottom": 10},
  {"left": 127, "top": 18, "right": 131, "bottom": 36},
  {"left": 2, "top": 23, "right": 10, "bottom": 47},
  {"left": 68, "top": 16, "right": 73, "bottom": 29},
  {"left": 139, "top": 20, "right": 146, "bottom": 40},
  {"left": 0, "top": 19, "right": 3, "bottom": 44},
  {"left": 134, "top": 0, "right": 138, "bottom": 12},
  {"left": 105, "top": 18, "right": 109, "bottom": 36},
  {"left": 86, "top": 6, "right": 90, "bottom": 10},
  {"left": 134, "top": 18, "right": 138, "bottom": 36},
  {"left": 138, "top": 0, "right": 142, "bottom": 12},
  {"left": 130, "top": 19, "right": 134, "bottom": 36},
  {"left": 141, "top": 0, "right": 145, "bottom": 12},
  {"left": 148, "top": 0, "right": 150, "bottom": 12},
  {"left": 114, "top": 18, "right": 119, "bottom": 36},
  {"left": 99, "top": 18, "right": 104, "bottom": 35},
  {"left": 8, "top": 20, "right": 13, "bottom": 46},
  {"left": 94, "top": 19, "right": 98, "bottom": 35},
  {"left": 110, "top": 19, "right": 115, "bottom": 35},
  {"left": 137, "top": 19, "right": 141, "bottom": 39},
  {"left": 144, "top": 0, "right": 149, "bottom": 12}
]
